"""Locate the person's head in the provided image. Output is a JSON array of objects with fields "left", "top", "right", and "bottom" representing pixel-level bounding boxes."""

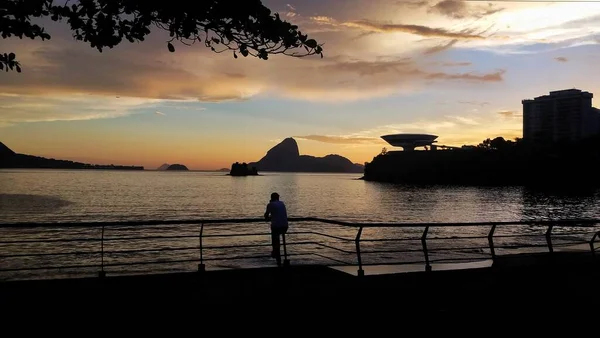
[{"left": 270, "top": 192, "right": 280, "bottom": 201}]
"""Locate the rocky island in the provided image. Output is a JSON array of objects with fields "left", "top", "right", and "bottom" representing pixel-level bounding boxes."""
[
  {"left": 156, "top": 163, "right": 189, "bottom": 171},
  {"left": 165, "top": 164, "right": 188, "bottom": 171},
  {"left": 229, "top": 162, "right": 259, "bottom": 176}
]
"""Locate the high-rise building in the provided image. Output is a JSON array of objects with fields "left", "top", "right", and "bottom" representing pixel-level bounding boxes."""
[{"left": 522, "top": 89, "right": 600, "bottom": 144}]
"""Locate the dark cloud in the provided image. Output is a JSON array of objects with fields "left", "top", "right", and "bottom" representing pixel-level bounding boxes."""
[
  {"left": 554, "top": 56, "right": 568, "bottom": 62},
  {"left": 429, "top": 0, "right": 503, "bottom": 19},
  {"left": 294, "top": 135, "right": 383, "bottom": 144},
  {"left": 321, "top": 59, "right": 413, "bottom": 76},
  {"left": 321, "top": 59, "right": 504, "bottom": 83},
  {"left": 423, "top": 39, "right": 459, "bottom": 55},
  {"left": 343, "top": 20, "right": 485, "bottom": 39}
]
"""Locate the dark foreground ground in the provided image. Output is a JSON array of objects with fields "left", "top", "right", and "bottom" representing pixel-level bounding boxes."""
[{"left": 1, "top": 252, "right": 598, "bottom": 331}]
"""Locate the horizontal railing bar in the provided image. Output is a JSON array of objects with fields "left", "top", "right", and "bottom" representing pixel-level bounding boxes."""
[
  {"left": 302, "top": 231, "right": 355, "bottom": 242},
  {"left": 202, "top": 241, "right": 315, "bottom": 250},
  {"left": 2, "top": 217, "right": 600, "bottom": 229},
  {"left": 104, "top": 234, "right": 197, "bottom": 242},
  {"left": 0, "top": 237, "right": 100, "bottom": 244},
  {"left": 1, "top": 230, "right": 593, "bottom": 246},
  {"left": 359, "top": 247, "right": 489, "bottom": 255},
  {"left": 429, "top": 257, "right": 491, "bottom": 263},
  {"left": 361, "top": 260, "right": 429, "bottom": 266},
  {"left": 202, "top": 232, "right": 272, "bottom": 238},
  {"left": 313, "top": 242, "right": 356, "bottom": 254},
  {"left": 494, "top": 241, "right": 589, "bottom": 250},
  {"left": 0, "top": 241, "right": 320, "bottom": 259},
  {"left": 361, "top": 236, "right": 488, "bottom": 242},
  {"left": 0, "top": 250, "right": 100, "bottom": 259}
]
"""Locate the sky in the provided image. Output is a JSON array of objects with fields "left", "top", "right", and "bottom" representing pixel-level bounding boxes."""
[{"left": 2, "top": 0, "right": 600, "bottom": 169}]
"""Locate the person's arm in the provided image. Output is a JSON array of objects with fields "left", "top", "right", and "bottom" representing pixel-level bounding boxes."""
[{"left": 264, "top": 203, "right": 271, "bottom": 220}]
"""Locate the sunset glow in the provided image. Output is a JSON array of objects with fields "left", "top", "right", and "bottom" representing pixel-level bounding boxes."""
[{"left": 3, "top": 0, "right": 600, "bottom": 169}]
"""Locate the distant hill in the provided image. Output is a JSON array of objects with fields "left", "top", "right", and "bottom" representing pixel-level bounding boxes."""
[
  {"left": 157, "top": 163, "right": 170, "bottom": 170},
  {"left": 0, "top": 142, "right": 16, "bottom": 157},
  {"left": 0, "top": 142, "right": 144, "bottom": 170},
  {"left": 247, "top": 138, "right": 363, "bottom": 173},
  {"left": 166, "top": 164, "right": 189, "bottom": 171}
]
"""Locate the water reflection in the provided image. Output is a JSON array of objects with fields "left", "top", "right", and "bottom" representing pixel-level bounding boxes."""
[
  {"left": 521, "top": 187, "right": 600, "bottom": 220},
  {"left": 1, "top": 170, "right": 600, "bottom": 223}
]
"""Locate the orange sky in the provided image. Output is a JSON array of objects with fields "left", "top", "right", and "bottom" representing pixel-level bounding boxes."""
[{"left": 2, "top": 1, "right": 600, "bottom": 169}]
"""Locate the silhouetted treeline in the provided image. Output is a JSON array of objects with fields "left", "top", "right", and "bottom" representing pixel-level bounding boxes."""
[
  {"left": 230, "top": 162, "right": 258, "bottom": 176},
  {"left": 364, "top": 136, "right": 600, "bottom": 187},
  {"left": 0, "top": 142, "right": 143, "bottom": 170}
]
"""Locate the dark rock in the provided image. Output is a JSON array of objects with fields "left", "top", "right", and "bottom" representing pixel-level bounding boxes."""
[
  {"left": 230, "top": 162, "right": 259, "bottom": 176},
  {"left": 166, "top": 164, "right": 189, "bottom": 171}
]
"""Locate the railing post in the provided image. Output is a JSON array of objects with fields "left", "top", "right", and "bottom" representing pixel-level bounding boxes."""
[
  {"left": 198, "top": 222, "right": 205, "bottom": 272},
  {"left": 488, "top": 224, "right": 497, "bottom": 265},
  {"left": 98, "top": 225, "right": 106, "bottom": 278},
  {"left": 282, "top": 233, "right": 290, "bottom": 267},
  {"left": 421, "top": 226, "right": 431, "bottom": 272},
  {"left": 545, "top": 224, "right": 554, "bottom": 254},
  {"left": 355, "top": 226, "right": 364, "bottom": 277},
  {"left": 590, "top": 231, "right": 599, "bottom": 258}
]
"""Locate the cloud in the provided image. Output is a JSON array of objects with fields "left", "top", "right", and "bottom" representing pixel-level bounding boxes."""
[
  {"left": 320, "top": 58, "right": 504, "bottom": 82},
  {"left": 0, "top": 93, "right": 160, "bottom": 126},
  {"left": 294, "top": 135, "right": 384, "bottom": 144},
  {"left": 154, "top": 111, "right": 166, "bottom": 116},
  {"left": 423, "top": 39, "right": 459, "bottom": 54},
  {"left": 425, "top": 69, "right": 504, "bottom": 82},
  {"left": 459, "top": 100, "right": 490, "bottom": 106},
  {"left": 554, "top": 56, "right": 568, "bottom": 62},
  {"left": 498, "top": 110, "right": 522, "bottom": 118},
  {"left": 284, "top": 4, "right": 298, "bottom": 17},
  {"left": 442, "top": 62, "right": 472, "bottom": 67},
  {"left": 396, "top": 0, "right": 429, "bottom": 8},
  {"left": 448, "top": 116, "right": 480, "bottom": 125},
  {"left": 0, "top": 47, "right": 259, "bottom": 102},
  {"left": 429, "top": 0, "right": 504, "bottom": 19},
  {"left": 342, "top": 20, "right": 485, "bottom": 39}
]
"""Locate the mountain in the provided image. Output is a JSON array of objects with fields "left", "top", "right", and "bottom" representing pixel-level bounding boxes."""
[
  {"left": 165, "top": 164, "right": 189, "bottom": 171},
  {"left": 157, "top": 163, "right": 170, "bottom": 170},
  {"left": 0, "top": 142, "right": 143, "bottom": 170},
  {"left": 0, "top": 142, "right": 15, "bottom": 158},
  {"left": 247, "top": 137, "right": 363, "bottom": 173}
]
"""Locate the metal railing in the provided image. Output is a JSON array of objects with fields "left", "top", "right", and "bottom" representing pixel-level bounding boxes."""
[{"left": 0, "top": 217, "right": 598, "bottom": 280}]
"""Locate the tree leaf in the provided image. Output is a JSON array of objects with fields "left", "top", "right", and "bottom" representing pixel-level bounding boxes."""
[
  {"left": 8, "top": 53, "right": 15, "bottom": 61},
  {"left": 305, "top": 39, "right": 317, "bottom": 48},
  {"left": 16, "top": 64, "right": 21, "bottom": 73},
  {"left": 167, "top": 42, "right": 175, "bottom": 52}
]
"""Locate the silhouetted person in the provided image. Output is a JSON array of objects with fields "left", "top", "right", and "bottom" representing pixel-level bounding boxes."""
[{"left": 264, "top": 192, "right": 288, "bottom": 266}]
